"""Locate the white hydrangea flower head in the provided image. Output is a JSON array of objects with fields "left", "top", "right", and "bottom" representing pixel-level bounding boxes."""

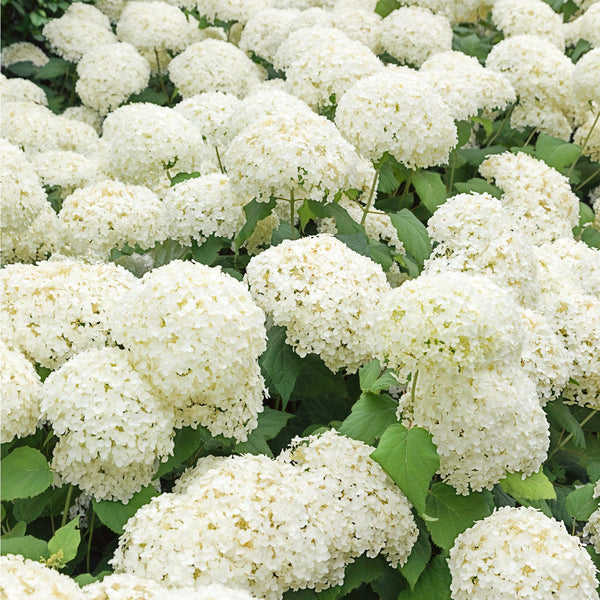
[
  {"left": 196, "top": 0, "right": 272, "bottom": 23},
  {"left": 58, "top": 179, "right": 169, "bottom": 262},
  {"left": 423, "top": 192, "right": 539, "bottom": 306},
  {"left": 82, "top": 573, "right": 168, "bottom": 599},
  {"left": 380, "top": 7, "right": 452, "bottom": 67},
  {"left": 479, "top": 151, "right": 580, "bottom": 244},
  {"left": 448, "top": 506, "right": 599, "bottom": 599},
  {"left": 335, "top": 66, "right": 457, "bottom": 168},
  {"left": 0, "top": 555, "right": 86, "bottom": 599},
  {"left": 331, "top": 8, "right": 383, "bottom": 54},
  {"left": 492, "top": 0, "right": 565, "bottom": 49},
  {"left": 158, "top": 584, "right": 264, "bottom": 600},
  {"left": 278, "top": 430, "right": 419, "bottom": 570},
  {"left": 0, "top": 259, "right": 136, "bottom": 369},
  {"left": 1, "top": 41, "right": 49, "bottom": 67},
  {"left": 399, "top": 365, "right": 549, "bottom": 494},
  {"left": 1, "top": 76, "right": 47, "bottom": 105},
  {"left": 419, "top": 51, "right": 516, "bottom": 121},
  {"left": 0, "top": 342, "right": 41, "bottom": 444},
  {"left": 41, "top": 347, "right": 175, "bottom": 502},
  {"left": 245, "top": 234, "right": 390, "bottom": 373},
  {"left": 62, "top": 105, "right": 103, "bottom": 135},
  {"left": 376, "top": 272, "right": 524, "bottom": 381},
  {"left": 162, "top": 173, "right": 246, "bottom": 245},
  {"left": 564, "top": 3, "right": 600, "bottom": 48},
  {"left": 397, "top": 0, "right": 494, "bottom": 23},
  {"left": 100, "top": 103, "right": 210, "bottom": 191},
  {"left": 486, "top": 35, "right": 578, "bottom": 140},
  {"left": 174, "top": 92, "right": 241, "bottom": 150},
  {"left": 224, "top": 108, "right": 375, "bottom": 204},
  {"left": 109, "top": 261, "right": 266, "bottom": 439},
  {"left": 519, "top": 308, "right": 572, "bottom": 404},
  {"left": 169, "top": 39, "right": 266, "bottom": 99},
  {"left": 574, "top": 113, "right": 600, "bottom": 162},
  {"left": 278, "top": 27, "right": 384, "bottom": 110},
  {"left": 76, "top": 42, "right": 150, "bottom": 116},
  {"left": 332, "top": 0, "right": 378, "bottom": 10},
  {"left": 42, "top": 3, "right": 117, "bottom": 62}
]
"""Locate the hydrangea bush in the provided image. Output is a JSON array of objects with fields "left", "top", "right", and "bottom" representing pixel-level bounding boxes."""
[{"left": 1, "top": 0, "right": 599, "bottom": 598}]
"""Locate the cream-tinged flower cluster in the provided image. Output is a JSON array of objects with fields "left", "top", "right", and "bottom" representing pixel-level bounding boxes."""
[
  {"left": 448, "top": 507, "right": 599, "bottom": 599},
  {"left": 41, "top": 347, "right": 175, "bottom": 502},
  {"left": 224, "top": 108, "right": 375, "bottom": 204},
  {"left": 196, "top": 0, "right": 270, "bottom": 23},
  {"left": 574, "top": 113, "right": 600, "bottom": 162},
  {"left": 1, "top": 76, "right": 47, "bottom": 105},
  {"left": 109, "top": 261, "right": 266, "bottom": 439},
  {"left": 380, "top": 7, "right": 452, "bottom": 67},
  {"left": 42, "top": 3, "right": 117, "bottom": 62},
  {"left": 564, "top": 3, "right": 600, "bottom": 48},
  {"left": 332, "top": 8, "right": 383, "bottom": 53},
  {"left": 169, "top": 39, "right": 265, "bottom": 99},
  {"left": 398, "top": 0, "right": 494, "bottom": 24},
  {"left": 335, "top": 67, "right": 457, "bottom": 168},
  {"left": 0, "top": 342, "right": 41, "bottom": 444},
  {"left": 486, "top": 35, "right": 578, "bottom": 140},
  {"left": 1, "top": 41, "right": 49, "bottom": 67},
  {"left": 162, "top": 173, "right": 246, "bottom": 245},
  {"left": 424, "top": 193, "right": 539, "bottom": 306},
  {"left": 100, "top": 103, "right": 210, "bottom": 191},
  {"left": 479, "top": 152, "right": 579, "bottom": 245},
  {"left": 76, "top": 42, "right": 150, "bottom": 115},
  {"left": 58, "top": 180, "right": 169, "bottom": 261},
  {"left": 0, "top": 260, "right": 135, "bottom": 369},
  {"left": 62, "top": 105, "right": 103, "bottom": 134},
  {"left": 245, "top": 235, "right": 390, "bottom": 373},
  {"left": 112, "top": 432, "right": 417, "bottom": 599},
  {"left": 0, "top": 555, "right": 86, "bottom": 600},
  {"left": 584, "top": 482, "right": 600, "bottom": 554},
  {"left": 420, "top": 51, "right": 516, "bottom": 121},
  {"left": 492, "top": 0, "right": 565, "bottom": 49}
]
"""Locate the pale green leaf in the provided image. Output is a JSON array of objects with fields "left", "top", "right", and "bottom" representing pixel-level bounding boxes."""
[
  {"left": 499, "top": 470, "right": 556, "bottom": 500},
  {"left": 0, "top": 447, "right": 53, "bottom": 501}
]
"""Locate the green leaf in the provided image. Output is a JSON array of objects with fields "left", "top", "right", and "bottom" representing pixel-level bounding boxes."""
[
  {"left": 92, "top": 485, "right": 158, "bottom": 535},
  {"left": 534, "top": 134, "right": 581, "bottom": 172},
  {"left": 470, "top": 116, "right": 494, "bottom": 138},
  {"left": 582, "top": 227, "right": 600, "bottom": 249},
  {"left": 234, "top": 408, "right": 292, "bottom": 457},
  {"left": 371, "top": 424, "right": 440, "bottom": 515},
  {"left": 375, "top": 0, "right": 399, "bottom": 17},
  {"left": 455, "top": 120, "right": 473, "bottom": 148},
  {"left": 155, "top": 426, "right": 212, "bottom": 478},
  {"left": 2, "top": 521, "right": 26, "bottom": 539},
  {"left": 170, "top": 171, "right": 201, "bottom": 186},
  {"left": 397, "top": 555, "right": 451, "bottom": 600},
  {"left": 293, "top": 355, "right": 348, "bottom": 400},
  {"left": 192, "top": 235, "right": 228, "bottom": 266},
  {"left": 7, "top": 61, "right": 38, "bottom": 78},
  {"left": 339, "top": 392, "right": 398, "bottom": 445},
  {"left": 0, "top": 505, "right": 5, "bottom": 522},
  {"left": 0, "top": 447, "right": 53, "bottom": 501},
  {"left": 545, "top": 400, "right": 585, "bottom": 448},
  {"left": 389, "top": 209, "right": 432, "bottom": 269},
  {"left": 425, "top": 483, "right": 492, "bottom": 549},
  {"left": 148, "top": 239, "right": 191, "bottom": 267},
  {"left": 259, "top": 326, "right": 304, "bottom": 408},
  {"left": 579, "top": 201, "right": 596, "bottom": 228},
  {"left": 317, "top": 555, "right": 388, "bottom": 600},
  {"left": 129, "top": 88, "right": 169, "bottom": 105},
  {"left": 453, "top": 178, "right": 502, "bottom": 198},
  {"left": 0, "top": 535, "right": 49, "bottom": 560},
  {"left": 12, "top": 487, "right": 54, "bottom": 523},
  {"left": 459, "top": 145, "right": 506, "bottom": 167},
  {"left": 399, "top": 522, "right": 432, "bottom": 589},
  {"left": 359, "top": 360, "right": 382, "bottom": 391},
  {"left": 412, "top": 171, "right": 447, "bottom": 214},
  {"left": 369, "top": 373, "right": 399, "bottom": 393},
  {"left": 33, "top": 57, "right": 68, "bottom": 80},
  {"left": 48, "top": 518, "right": 80, "bottom": 564},
  {"left": 234, "top": 197, "right": 277, "bottom": 249},
  {"left": 566, "top": 483, "right": 598, "bottom": 522},
  {"left": 499, "top": 470, "right": 556, "bottom": 500}
]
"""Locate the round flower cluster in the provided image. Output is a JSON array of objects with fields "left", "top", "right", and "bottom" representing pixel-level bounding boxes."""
[
  {"left": 0, "top": 554, "right": 86, "bottom": 600},
  {"left": 245, "top": 234, "right": 390, "bottom": 373},
  {"left": 448, "top": 507, "right": 599, "bottom": 599},
  {"left": 42, "top": 2, "right": 117, "bottom": 62},
  {"left": 109, "top": 261, "right": 267, "bottom": 439},
  {"left": 168, "top": 39, "right": 265, "bottom": 99},
  {"left": 1, "top": 75, "right": 47, "bottom": 105},
  {"left": 41, "top": 347, "right": 175, "bottom": 502},
  {"left": 574, "top": 113, "right": 600, "bottom": 162},
  {"left": 564, "top": 3, "right": 600, "bottom": 48},
  {"left": 0, "top": 259, "right": 136, "bottom": 369},
  {"left": 423, "top": 192, "right": 539, "bottom": 306},
  {"left": 395, "top": 0, "right": 494, "bottom": 24},
  {"left": 100, "top": 103, "right": 210, "bottom": 191},
  {"left": 479, "top": 151, "right": 579, "bottom": 245},
  {"left": 419, "top": 51, "right": 516, "bottom": 121},
  {"left": 196, "top": 0, "right": 270, "bottom": 23},
  {"left": 380, "top": 6, "right": 452, "bottom": 67},
  {"left": 58, "top": 179, "right": 169, "bottom": 262},
  {"left": 224, "top": 108, "right": 375, "bottom": 204},
  {"left": 335, "top": 66, "right": 457, "bottom": 168},
  {"left": 332, "top": 8, "right": 383, "bottom": 53},
  {"left": 1, "top": 41, "right": 49, "bottom": 67},
  {"left": 62, "top": 105, "right": 103, "bottom": 134},
  {"left": 76, "top": 42, "right": 150, "bottom": 115},
  {"left": 0, "top": 342, "right": 41, "bottom": 444}
]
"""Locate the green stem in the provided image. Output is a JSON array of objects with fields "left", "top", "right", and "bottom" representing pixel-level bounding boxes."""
[
  {"left": 549, "top": 409, "right": 598, "bottom": 459},
  {"left": 215, "top": 145, "right": 225, "bottom": 174},
  {"left": 290, "top": 189, "right": 296, "bottom": 239},
  {"left": 568, "top": 111, "right": 600, "bottom": 179},
  {"left": 575, "top": 166, "right": 600, "bottom": 191},
  {"left": 410, "top": 370, "right": 419, "bottom": 405},
  {"left": 360, "top": 166, "right": 381, "bottom": 226},
  {"left": 446, "top": 152, "right": 457, "bottom": 193},
  {"left": 485, "top": 104, "right": 514, "bottom": 147},
  {"left": 154, "top": 48, "right": 168, "bottom": 101},
  {"left": 524, "top": 127, "right": 538, "bottom": 147},
  {"left": 86, "top": 512, "right": 95, "bottom": 573},
  {"left": 61, "top": 485, "right": 74, "bottom": 528}
]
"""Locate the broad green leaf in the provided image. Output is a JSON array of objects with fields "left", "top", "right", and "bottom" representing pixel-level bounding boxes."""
[
  {"left": 192, "top": 235, "right": 228, "bottom": 266},
  {"left": 534, "top": 134, "right": 581, "bottom": 172},
  {"left": 377, "top": 159, "right": 401, "bottom": 193},
  {"left": 399, "top": 522, "right": 432, "bottom": 589},
  {"left": 2, "top": 521, "right": 26, "bottom": 539},
  {"left": 0, "top": 447, "right": 53, "bottom": 501},
  {"left": 375, "top": 0, "right": 399, "bottom": 17},
  {"left": 259, "top": 326, "right": 304, "bottom": 408},
  {"left": 412, "top": 171, "right": 447, "bottom": 214},
  {"left": 455, "top": 120, "right": 473, "bottom": 147},
  {"left": 397, "top": 555, "right": 451, "bottom": 600},
  {"left": 579, "top": 201, "right": 596, "bottom": 228},
  {"left": 371, "top": 424, "right": 440, "bottom": 514},
  {"left": 0, "top": 535, "right": 49, "bottom": 560},
  {"left": 293, "top": 355, "right": 348, "bottom": 400},
  {"left": 170, "top": 171, "right": 201, "bottom": 186},
  {"left": 129, "top": 88, "right": 168, "bottom": 105},
  {"left": 93, "top": 485, "right": 158, "bottom": 535},
  {"left": 458, "top": 145, "right": 506, "bottom": 167},
  {"left": 582, "top": 227, "right": 600, "bottom": 249},
  {"left": 370, "top": 373, "right": 399, "bottom": 393},
  {"left": 234, "top": 408, "right": 292, "bottom": 457},
  {"left": 566, "top": 484, "right": 598, "bottom": 522},
  {"left": 33, "top": 57, "right": 68, "bottom": 80},
  {"left": 545, "top": 400, "right": 585, "bottom": 448},
  {"left": 425, "top": 483, "right": 492, "bottom": 549},
  {"left": 7, "top": 61, "right": 38, "bottom": 78},
  {"left": 155, "top": 425, "right": 212, "bottom": 478},
  {"left": 339, "top": 392, "right": 398, "bottom": 444},
  {"left": 12, "top": 487, "right": 54, "bottom": 523},
  {"left": 359, "top": 360, "right": 382, "bottom": 391},
  {"left": 234, "top": 197, "right": 277, "bottom": 249},
  {"left": 389, "top": 209, "right": 432, "bottom": 268},
  {"left": 48, "top": 518, "right": 80, "bottom": 564},
  {"left": 453, "top": 178, "right": 502, "bottom": 198},
  {"left": 470, "top": 116, "right": 494, "bottom": 138},
  {"left": 0, "top": 505, "right": 5, "bottom": 522},
  {"left": 499, "top": 470, "right": 556, "bottom": 500},
  {"left": 148, "top": 239, "right": 191, "bottom": 267},
  {"left": 317, "top": 555, "right": 388, "bottom": 600}
]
